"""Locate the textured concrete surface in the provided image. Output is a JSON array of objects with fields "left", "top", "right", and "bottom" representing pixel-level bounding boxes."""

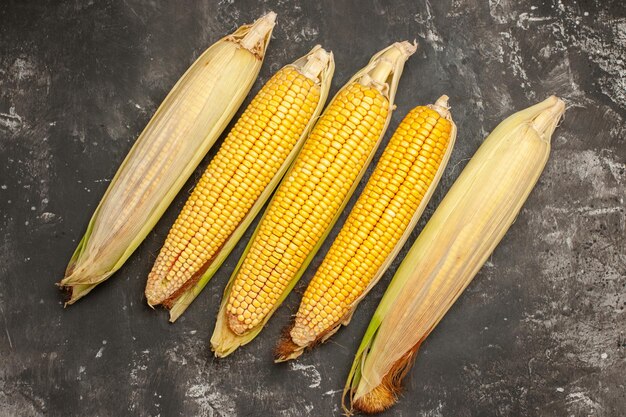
[{"left": 0, "top": 0, "right": 624, "bottom": 416}]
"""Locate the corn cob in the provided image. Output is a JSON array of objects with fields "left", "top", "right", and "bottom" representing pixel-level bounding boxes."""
[
  {"left": 58, "top": 13, "right": 276, "bottom": 304},
  {"left": 211, "top": 41, "right": 417, "bottom": 357},
  {"left": 144, "top": 46, "right": 335, "bottom": 320},
  {"left": 343, "top": 96, "right": 565, "bottom": 414},
  {"left": 276, "top": 96, "right": 457, "bottom": 361}
]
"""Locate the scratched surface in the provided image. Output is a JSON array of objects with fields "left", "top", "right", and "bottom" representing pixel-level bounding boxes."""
[{"left": 0, "top": 0, "right": 625, "bottom": 416}]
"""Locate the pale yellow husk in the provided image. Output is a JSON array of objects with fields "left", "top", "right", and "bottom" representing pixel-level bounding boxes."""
[
  {"left": 59, "top": 12, "right": 276, "bottom": 304},
  {"left": 344, "top": 96, "right": 565, "bottom": 414}
]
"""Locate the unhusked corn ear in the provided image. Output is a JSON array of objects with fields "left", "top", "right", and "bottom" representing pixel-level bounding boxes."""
[
  {"left": 276, "top": 96, "right": 457, "bottom": 361},
  {"left": 58, "top": 13, "right": 276, "bottom": 305},
  {"left": 344, "top": 96, "right": 565, "bottom": 414},
  {"left": 211, "top": 41, "right": 417, "bottom": 358},
  {"left": 144, "top": 46, "right": 334, "bottom": 319}
]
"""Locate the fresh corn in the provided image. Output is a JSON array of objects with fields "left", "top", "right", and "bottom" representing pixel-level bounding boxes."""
[
  {"left": 276, "top": 96, "right": 457, "bottom": 361},
  {"left": 211, "top": 41, "right": 417, "bottom": 357},
  {"left": 145, "top": 46, "right": 335, "bottom": 320},
  {"left": 343, "top": 96, "right": 565, "bottom": 414},
  {"left": 58, "top": 13, "right": 276, "bottom": 304}
]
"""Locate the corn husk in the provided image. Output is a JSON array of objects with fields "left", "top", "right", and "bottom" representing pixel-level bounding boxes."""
[
  {"left": 59, "top": 12, "right": 276, "bottom": 304},
  {"left": 166, "top": 46, "right": 336, "bottom": 322},
  {"left": 211, "top": 41, "right": 418, "bottom": 357},
  {"left": 344, "top": 96, "right": 565, "bottom": 414}
]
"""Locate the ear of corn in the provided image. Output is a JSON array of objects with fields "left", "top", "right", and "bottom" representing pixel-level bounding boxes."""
[
  {"left": 211, "top": 41, "right": 417, "bottom": 357},
  {"left": 143, "top": 46, "right": 335, "bottom": 321},
  {"left": 275, "top": 96, "right": 457, "bottom": 362},
  {"left": 343, "top": 96, "right": 565, "bottom": 414},
  {"left": 58, "top": 13, "right": 276, "bottom": 304}
]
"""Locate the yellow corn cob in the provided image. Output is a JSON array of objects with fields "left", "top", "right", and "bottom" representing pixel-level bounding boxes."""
[
  {"left": 58, "top": 13, "right": 276, "bottom": 304},
  {"left": 344, "top": 96, "right": 565, "bottom": 414},
  {"left": 276, "top": 96, "right": 457, "bottom": 361},
  {"left": 144, "top": 46, "right": 334, "bottom": 317},
  {"left": 228, "top": 81, "right": 389, "bottom": 332},
  {"left": 211, "top": 41, "right": 417, "bottom": 357}
]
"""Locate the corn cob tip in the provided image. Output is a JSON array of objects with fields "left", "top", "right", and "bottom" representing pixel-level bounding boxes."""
[
  {"left": 239, "top": 11, "right": 277, "bottom": 53},
  {"left": 144, "top": 284, "right": 162, "bottom": 307},
  {"left": 226, "top": 312, "right": 250, "bottom": 335}
]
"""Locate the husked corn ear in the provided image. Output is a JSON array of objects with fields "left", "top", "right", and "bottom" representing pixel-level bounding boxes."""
[
  {"left": 344, "top": 96, "right": 565, "bottom": 414},
  {"left": 228, "top": 82, "right": 389, "bottom": 333},
  {"left": 145, "top": 46, "right": 334, "bottom": 317},
  {"left": 58, "top": 13, "right": 276, "bottom": 305},
  {"left": 276, "top": 96, "right": 456, "bottom": 361},
  {"left": 211, "top": 41, "right": 417, "bottom": 358}
]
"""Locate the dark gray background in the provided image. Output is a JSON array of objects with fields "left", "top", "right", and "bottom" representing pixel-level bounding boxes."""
[{"left": 1, "top": 0, "right": 624, "bottom": 416}]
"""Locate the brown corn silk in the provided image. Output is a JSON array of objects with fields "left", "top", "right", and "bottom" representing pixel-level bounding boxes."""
[{"left": 344, "top": 96, "right": 565, "bottom": 414}]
